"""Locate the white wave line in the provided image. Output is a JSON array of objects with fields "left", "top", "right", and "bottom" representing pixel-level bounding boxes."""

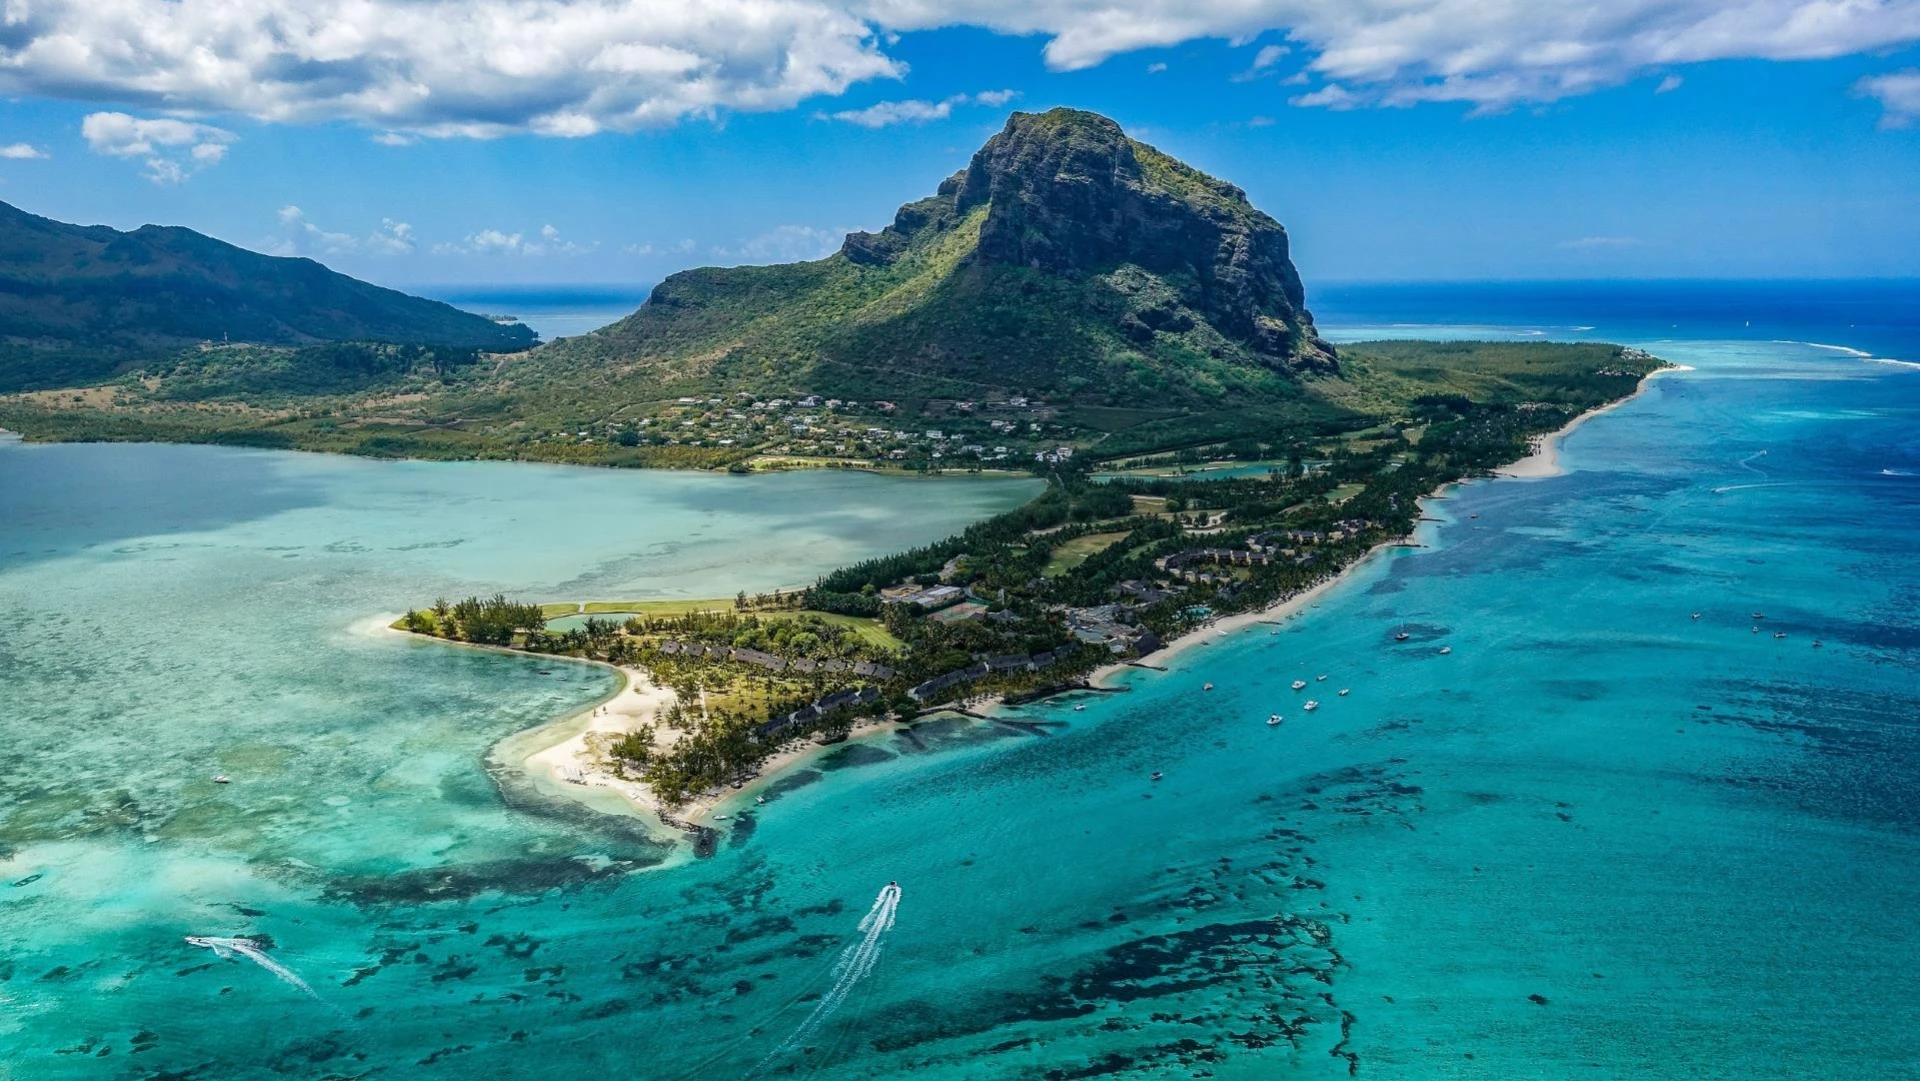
[
  {"left": 185, "top": 936, "right": 318, "bottom": 999},
  {"left": 759, "top": 883, "right": 900, "bottom": 1065},
  {"left": 1775, "top": 340, "right": 1876, "bottom": 358}
]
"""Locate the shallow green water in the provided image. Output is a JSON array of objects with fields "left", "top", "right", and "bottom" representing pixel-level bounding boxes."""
[{"left": 4, "top": 336, "right": 1920, "bottom": 1079}]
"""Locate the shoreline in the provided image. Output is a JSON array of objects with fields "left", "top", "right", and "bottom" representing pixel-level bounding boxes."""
[
  {"left": 1086, "top": 538, "right": 1416, "bottom": 690},
  {"left": 489, "top": 364, "right": 1686, "bottom": 839},
  {"left": 1495, "top": 363, "right": 1694, "bottom": 479}
]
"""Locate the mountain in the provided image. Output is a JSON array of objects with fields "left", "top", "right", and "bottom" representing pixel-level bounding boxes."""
[
  {"left": 0, "top": 200, "right": 536, "bottom": 392},
  {"left": 535, "top": 108, "right": 1334, "bottom": 407}
]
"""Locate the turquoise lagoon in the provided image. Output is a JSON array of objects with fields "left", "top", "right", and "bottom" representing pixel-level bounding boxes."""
[{"left": 5, "top": 330, "right": 1920, "bottom": 1078}]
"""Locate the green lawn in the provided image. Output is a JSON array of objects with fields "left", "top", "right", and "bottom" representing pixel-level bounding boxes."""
[
  {"left": 1043, "top": 531, "right": 1131, "bottom": 576},
  {"left": 544, "top": 597, "right": 904, "bottom": 651}
]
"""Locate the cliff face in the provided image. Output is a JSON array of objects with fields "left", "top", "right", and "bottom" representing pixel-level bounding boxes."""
[
  {"left": 551, "top": 106, "right": 1335, "bottom": 410},
  {"left": 843, "top": 108, "right": 1333, "bottom": 372}
]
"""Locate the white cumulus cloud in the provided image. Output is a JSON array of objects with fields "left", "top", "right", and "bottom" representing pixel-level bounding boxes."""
[
  {"left": 81, "top": 112, "right": 235, "bottom": 183},
  {"left": 0, "top": 143, "right": 49, "bottom": 159},
  {"left": 821, "top": 89, "right": 1019, "bottom": 127},
  {"left": 4, "top": 0, "right": 903, "bottom": 139},
  {"left": 274, "top": 206, "right": 416, "bottom": 255},
  {"left": 864, "top": 0, "right": 1920, "bottom": 110},
  {"left": 1856, "top": 69, "right": 1920, "bottom": 127},
  {"left": 0, "top": 1, "right": 1914, "bottom": 137},
  {"left": 436, "top": 223, "right": 593, "bottom": 256}
]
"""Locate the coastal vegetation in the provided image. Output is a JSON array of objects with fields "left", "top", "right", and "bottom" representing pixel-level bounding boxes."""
[{"left": 394, "top": 340, "right": 1665, "bottom": 811}]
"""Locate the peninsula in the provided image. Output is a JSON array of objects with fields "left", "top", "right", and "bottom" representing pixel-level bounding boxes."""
[{"left": 398, "top": 344, "right": 1668, "bottom": 833}]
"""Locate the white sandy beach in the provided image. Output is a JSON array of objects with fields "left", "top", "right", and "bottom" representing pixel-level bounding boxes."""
[
  {"left": 505, "top": 655, "right": 904, "bottom": 830},
  {"left": 1496, "top": 364, "right": 1694, "bottom": 479}
]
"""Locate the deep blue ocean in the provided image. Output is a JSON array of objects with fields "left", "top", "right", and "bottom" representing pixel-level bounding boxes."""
[{"left": 3, "top": 281, "right": 1918, "bottom": 1078}]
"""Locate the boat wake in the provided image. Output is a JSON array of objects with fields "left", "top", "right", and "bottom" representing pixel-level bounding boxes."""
[
  {"left": 185, "top": 936, "right": 319, "bottom": 999},
  {"left": 755, "top": 882, "right": 901, "bottom": 1068}
]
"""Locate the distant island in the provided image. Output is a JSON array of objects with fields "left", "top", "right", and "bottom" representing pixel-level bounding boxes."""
[{"left": 395, "top": 345, "right": 1671, "bottom": 836}]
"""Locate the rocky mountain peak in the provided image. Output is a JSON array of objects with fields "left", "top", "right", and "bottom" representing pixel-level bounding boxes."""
[{"left": 842, "top": 108, "right": 1333, "bottom": 372}]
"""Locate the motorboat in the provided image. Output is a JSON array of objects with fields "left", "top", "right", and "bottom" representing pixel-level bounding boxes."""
[
  {"left": 1395, "top": 632, "right": 1411, "bottom": 642},
  {"left": 1752, "top": 612, "right": 1766, "bottom": 620},
  {"left": 1338, "top": 689, "right": 1350, "bottom": 697},
  {"left": 1074, "top": 704, "right": 1086, "bottom": 712},
  {"left": 1203, "top": 682, "right": 1215, "bottom": 692},
  {"left": 1315, "top": 675, "right": 1327, "bottom": 682},
  {"left": 1151, "top": 771, "right": 1164, "bottom": 781},
  {"left": 1773, "top": 632, "right": 1787, "bottom": 639},
  {"left": 755, "top": 795, "right": 767, "bottom": 805},
  {"left": 1268, "top": 714, "right": 1282, "bottom": 726},
  {"left": 1691, "top": 613, "right": 1702, "bottom": 620},
  {"left": 1292, "top": 679, "right": 1308, "bottom": 691},
  {"left": 1303, "top": 700, "right": 1319, "bottom": 712},
  {"left": 1439, "top": 646, "right": 1453, "bottom": 655},
  {"left": 212, "top": 775, "right": 231, "bottom": 784}
]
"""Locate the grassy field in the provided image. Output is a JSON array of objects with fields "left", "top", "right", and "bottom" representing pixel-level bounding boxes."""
[
  {"left": 543, "top": 598, "right": 904, "bottom": 651},
  {"left": 1043, "top": 531, "right": 1131, "bottom": 576}
]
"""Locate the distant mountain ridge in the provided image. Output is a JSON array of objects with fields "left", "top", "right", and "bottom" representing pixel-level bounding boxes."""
[
  {"left": 535, "top": 108, "right": 1333, "bottom": 407},
  {"left": 0, "top": 200, "right": 536, "bottom": 392}
]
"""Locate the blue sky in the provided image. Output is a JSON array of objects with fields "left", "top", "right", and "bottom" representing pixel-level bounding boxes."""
[{"left": 1, "top": 2, "right": 1917, "bottom": 289}]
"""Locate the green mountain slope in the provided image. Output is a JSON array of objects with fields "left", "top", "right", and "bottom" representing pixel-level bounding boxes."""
[
  {"left": 0, "top": 109, "right": 1661, "bottom": 472},
  {"left": 532, "top": 108, "right": 1333, "bottom": 407},
  {"left": 0, "top": 200, "right": 536, "bottom": 391}
]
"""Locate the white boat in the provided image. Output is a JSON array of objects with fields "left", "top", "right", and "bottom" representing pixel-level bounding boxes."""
[
  {"left": 1394, "top": 632, "right": 1411, "bottom": 642},
  {"left": 1074, "top": 704, "right": 1086, "bottom": 712},
  {"left": 1303, "top": 700, "right": 1319, "bottom": 712},
  {"left": 1203, "top": 682, "right": 1214, "bottom": 691},
  {"left": 1151, "top": 771, "right": 1164, "bottom": 781},
  {"left": 755, "top": 795, "right": 767, "bottom": 804},
  {"left": 1773, "top": 632, "right": 1787, "bottom": 639},
  {"left": 713, "top": 814, "right": 728, "bottom": 821},
  {"left": 1439, "top": 646, "right": 1452, "bottom": 655},
  {"left": 1338, "top": 688, "right": 1350, "bottom": 697},
  {"left": 1291, "top": 679, "right": 1307, "bottom": 690},
  {"left": 212, "top": 775, "right": 231, "bottom": 784},
  {"left": 1691, "top": 612, "right": 1702, "bottom": 620},
  {"left": 1315, "top": 675, "right": 1327, "bottom": 681},
  {"left": 1268, "top": 714, "right": 1282, "bottom": 726}
]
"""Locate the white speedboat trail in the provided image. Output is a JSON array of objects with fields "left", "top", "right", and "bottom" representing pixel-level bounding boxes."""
[
  {"left": 185, "top": 936, "right": 319, "bottom": 999},
  {"left": 759, "top": 882, "right": 901, "bottom": 1065}
]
